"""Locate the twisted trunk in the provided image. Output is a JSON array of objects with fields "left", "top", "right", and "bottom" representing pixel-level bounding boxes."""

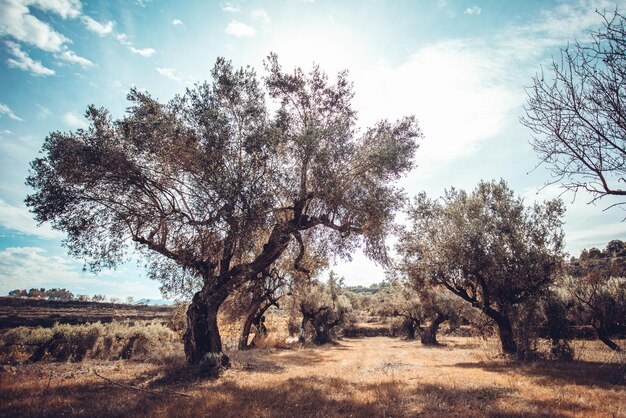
[
  {"left": 482, "top": 307, "right": 517, "bottom": 354},
  {"left": 420, "top": 313, "right": 448, "bottom": 346},
  {"left": 183, "top": 289, "right": 229, "bottom": 367},
  {"left": 238, "top": 299, "right": 275, "bottom": 350},
  {"left": 404, "top": 318, "right": 416, "bottom": 340}
]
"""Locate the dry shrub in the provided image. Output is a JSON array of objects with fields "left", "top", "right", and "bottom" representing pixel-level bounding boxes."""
[{"left": 0, "top": 321, "right": 180, "bottom": 364}]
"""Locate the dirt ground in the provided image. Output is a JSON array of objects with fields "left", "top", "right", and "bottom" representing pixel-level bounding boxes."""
[{"left": 1, "top": 336, "right": 625, "bottom": 417}]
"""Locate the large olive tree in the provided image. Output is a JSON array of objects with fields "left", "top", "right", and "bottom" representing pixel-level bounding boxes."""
[
  {"left": 397, "top": 180, "right": 565, "bottom": 355},
  {"left": 26, "top": 55, "right": 421, "bottom": 366}
]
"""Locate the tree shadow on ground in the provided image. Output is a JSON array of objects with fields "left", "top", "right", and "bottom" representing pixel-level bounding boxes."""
[
  {"left": 453, "top": 359, "right": 626, "bottom": 387},
  {"left": 2, "top": 364, "right": 602, "bottom": 418}
]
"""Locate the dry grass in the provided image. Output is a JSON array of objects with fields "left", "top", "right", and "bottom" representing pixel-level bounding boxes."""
[
  {"left": 1, "top": 334, "right": 624, "bottom": 417},
  {"left": 0, "top": 321, "right": 180, "bottom": 364}
]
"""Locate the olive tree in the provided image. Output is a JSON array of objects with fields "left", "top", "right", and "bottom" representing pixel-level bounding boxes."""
[
  {"left": 567, "top": 241, "right": 626, "bottom": 351},
  {"left": 375, "top": 284, "right": 466, "bottom": 345},
  {"left": 26, "top": 55, "right": 421, "bottom": 366},
  {"left": 522, "top": 10, "right": 626, "bottom": 205},
  {"left": 397, "top": 180, "right": 565, "bottom": 355},
  {"left": 292, "top": 272, "right": 352, "bottom": 344}
]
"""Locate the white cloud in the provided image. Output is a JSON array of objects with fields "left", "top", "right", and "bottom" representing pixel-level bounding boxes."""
[
  {"left": 156, "top": 67, "right": 194, "bottom": 85},
  {"left": 0, "top": 199, "right": 64, "bottom": 239},
  {"left": 225, "top": 20, "right": 256, "bottom": 37},
  {"left": 36, "top": 104, "right": 50, "bottom": 119},
  {"left": 62, "top": 111, "right": 88, "bottom": 129},
  {"left": 81, "top": 15, "right": 114, "bottom": 36},
  {"left": 355, "top": 41, "right": 519, "bottom": 167},
  {"left": 0, "top": 0, "right": 69, "bottom": 51},
  {"left": 0, "top": 102, "right": 24, "bottom": 121},
  {"left": 0, "top": 129, "right": 13, "bottom": 136},
  {"left": 5, "top": 40, "right": 55, "bottom": 75},
  {"left": 464, "top": 6, "right": 481, "bottom": 16},
  {"left": 26, "top": 0, "right": 82, "bottom": 19},
  {"left": 251, "top": 8, "right": 270, "bottom": 25},
  {"left": 171, "top": 18, "right": 183, "bottom": 26},
  {"left": 55, "top": 47, "right": 93, "bottom": 67},
  {"left": 0, "top": 247, "right": 87, "bottom": 292},
  {"left": 221, "top": 3, "right": 240, "bottom": 13},
  {"left": 128, "top": 46, "right": 155, "bottom": 57}
]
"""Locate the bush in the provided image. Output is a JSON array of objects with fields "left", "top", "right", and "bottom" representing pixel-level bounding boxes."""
[{"left": 0, "top": 321, "right": 181, "bottom": 363}]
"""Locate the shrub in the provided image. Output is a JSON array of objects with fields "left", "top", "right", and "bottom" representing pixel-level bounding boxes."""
[{"left": 0, "top": 321, "right": 181, "bottom": 363}]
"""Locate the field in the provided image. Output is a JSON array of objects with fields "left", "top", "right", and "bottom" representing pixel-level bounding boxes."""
[
  {"left": 0, "top": 299, "right": 625, "bottom": 417},
  {"left": 0, "top": 297, "right": 173, "bottom": 329}
]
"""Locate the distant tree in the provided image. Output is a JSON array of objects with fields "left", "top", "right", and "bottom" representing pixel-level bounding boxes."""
[
  {"left": 126, "top": 296, "right": 135, "bottom": 304},
  {"left": 294, "top": 272, "right": 352, "bottom": 344},
  {"left": 92, "top": 294, "right": 106, "bottom": 302},
  {"left": 398, "top": 180, "right": 565, "bottom": 355},
  {"left": 109, "top": 297, "right": 121, "bottom": 304},
  {"left": 375, "top": 284, "right": 466, "bottom": 345},
  {"left": 522, "top": 10, "right": 626, "bottom": 206},
  {"left": 26, "top": 55, "right": 420, "bottom": 366},
  {"left": 46, "top": 288, "right": 74, "bottom": 301},
  {"left": 567, "top": 242, "right": 626, "bottom": 351}
]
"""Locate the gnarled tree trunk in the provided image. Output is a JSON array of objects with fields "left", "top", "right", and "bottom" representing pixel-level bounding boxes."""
[
  {"left": 420, "top": 313, "right": 448, "bottom": 346},
  {"left": 487, "top": 309, "right": 517, "bottom": 355},
  {"left": 183, "top": 289, "right": 230, "bottom": 367},
  {"left": 404, "top": 318, "right": 416, "bottom": 340},
  {"left": 238, "top": 300, "right": 275, "bottom": 350}
]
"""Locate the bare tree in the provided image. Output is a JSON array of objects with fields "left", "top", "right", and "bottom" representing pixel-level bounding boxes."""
[
  {"left": 522, "top": 10, "right": 626, "bottom": 206},
  {"left": 397, "top": 180, "right": 565, "bottom": 355},
  {"left": 26, "top": 55, "right": 420, "bottom": 366}
]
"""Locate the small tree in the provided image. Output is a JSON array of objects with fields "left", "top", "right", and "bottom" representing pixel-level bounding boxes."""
[
  {"left": 567, "top": 243, "right": 626, "bottom": 351},
  {"left": 398, "top": 180, "right": 565, "bottom": 355},
  {"left": 293, "top": 272, "right": 352, "bottom": 344},
  {"left": 522, "top": 10, "right": 626, "bottom": 205}
]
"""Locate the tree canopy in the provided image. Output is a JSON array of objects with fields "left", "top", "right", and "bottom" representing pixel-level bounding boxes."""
[{"left": 397, "top": 180, "right": 565, "bottom": 355}]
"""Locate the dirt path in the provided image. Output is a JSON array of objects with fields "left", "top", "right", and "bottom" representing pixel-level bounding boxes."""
[{"left": 2, "top": 336, "right": 625, "bottom": 417}]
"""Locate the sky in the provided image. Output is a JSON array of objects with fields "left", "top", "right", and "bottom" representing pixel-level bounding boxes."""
[{"left": 0, "top": 0, "right": 625, "bottom": 299}]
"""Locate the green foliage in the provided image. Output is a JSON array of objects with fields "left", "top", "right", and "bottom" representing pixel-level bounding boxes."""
[{"left": 398, "top": 179, "right": 565, "bottom": 355}]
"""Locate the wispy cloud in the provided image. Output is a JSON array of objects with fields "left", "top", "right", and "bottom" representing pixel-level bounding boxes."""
[
  {"left": 464, "top": 6, "right": 481, "bottom": 16},
  {"left": 62, "top": 111, "right": 88, "bottom": 129},
  {"left": 225, "top": 20, "right": 256, "bottom": 37},
  {"left": 128, "top": 46, "right": 155, "bottom": 57},
  {"left": 81, "top": 15, "right": 114, "bottom": 36},
  {"left": 5, "top": 40, "right": 55, "bottom": 75},
  {"left": 221, "top": 3, "right": 240, "bottom": 13},
  {"left": 156, "top": 67, "right": 194, "bottom": 85},
  {"left": 55, "top": 47, "right": 93, "bottom": 67},
  {"left": 0, "top": 247, "right": 88, "bottom": 292},
  {"left": 251, "top": 8, "right": 270, "bottom": 26},
  {"left": 0, "top": 199, "right": 63, "bottom": 239},
  {"left": 0, "top": 102, "right": 23, "bottom": 121},
  {"left": 115, "top": 33, "right": 156, "bottom": 57},
  {"left": 171, "top": 18, "right": 183, "bottom": 26},
  {"left": 0, "top": 0, "right": 70, "bottom": 51},
  {"left": 36, "top": 104, "right": 51, "bottom": 119}
]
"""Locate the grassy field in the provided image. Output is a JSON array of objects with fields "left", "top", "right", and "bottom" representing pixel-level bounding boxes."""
[
  {"left": 0, "top": 297, "right": 173, "bottom": 329},
  {"left": 1, "top": 334, "right": 625, "bottom": 417}
]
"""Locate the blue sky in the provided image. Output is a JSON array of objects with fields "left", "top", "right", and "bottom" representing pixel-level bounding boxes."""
[{"left": 1, "top": 0, "right": 625, "bottom": 299}]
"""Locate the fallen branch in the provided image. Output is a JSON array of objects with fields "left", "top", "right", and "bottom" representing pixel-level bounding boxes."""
[{"left": 93, "top": 370, "right": 193, "bottom": 398}]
